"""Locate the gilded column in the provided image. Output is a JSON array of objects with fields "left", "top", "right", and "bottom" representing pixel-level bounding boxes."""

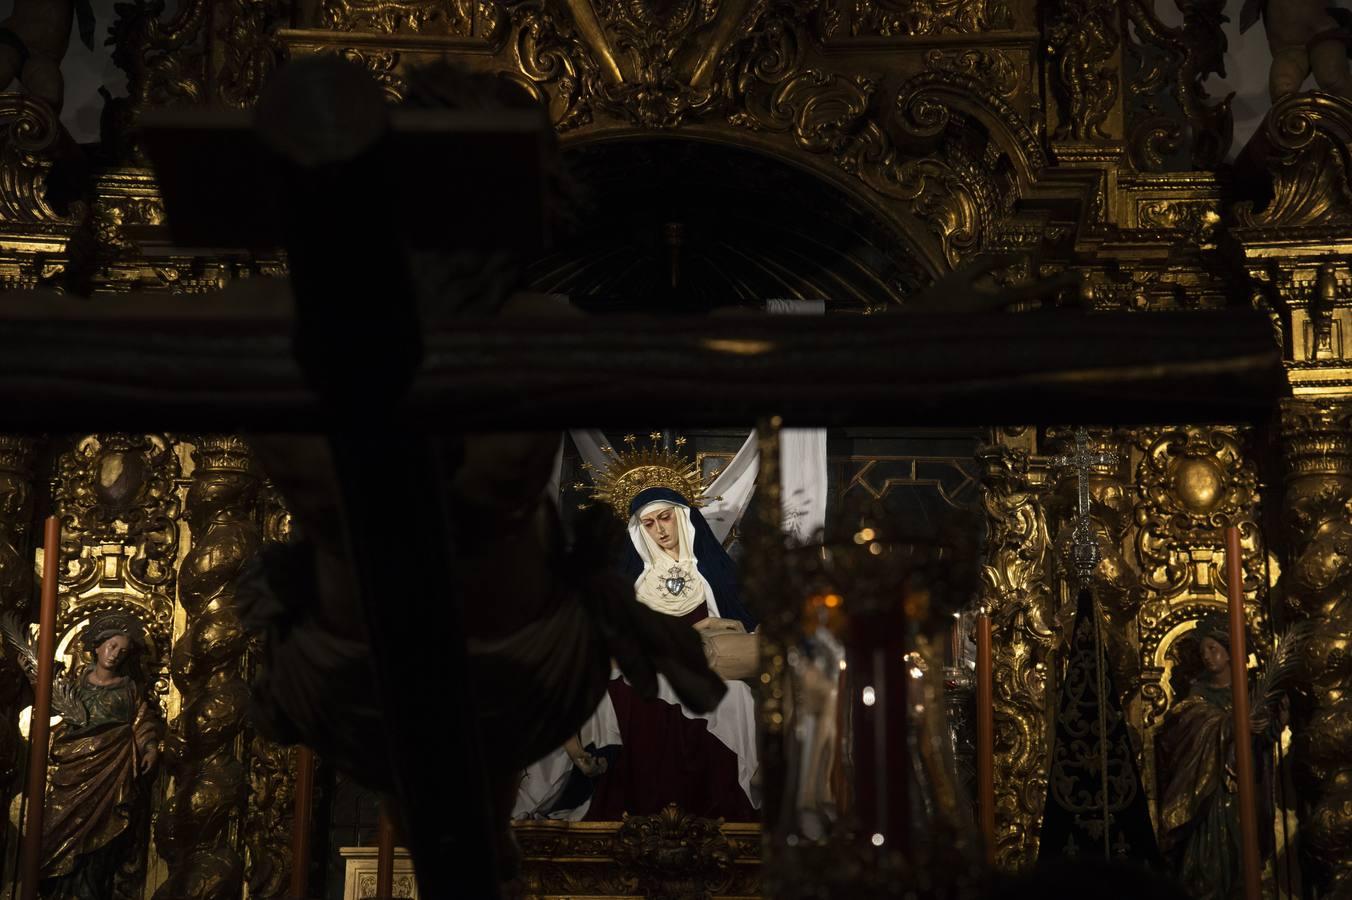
[
  {"left": 154, "top": 436, "right": 261, "bottom": 899},
  {"left": 977, "top": 436, "right": 1056, "bottom": 868},
  {"left": 0, "top": 436, "right": 36, "bottom": 840},
  {"left": 243, "top": 483, "right": 298, "bottom": 900},
  {"left": 1277, "top": 399, "right": 1352, "bottom": 896}
]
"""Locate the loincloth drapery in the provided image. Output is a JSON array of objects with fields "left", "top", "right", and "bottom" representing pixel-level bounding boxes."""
[{"left": 238, "top": 541, "right": 611, "bottom": 787}]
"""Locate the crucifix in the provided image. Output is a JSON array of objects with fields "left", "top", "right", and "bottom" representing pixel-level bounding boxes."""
[
  {"left": 1051, "top": 428, "right": 1120, "bottom": 582},
  {"left": 0, "top": 56, "right": 1285, "bottom": 900}
]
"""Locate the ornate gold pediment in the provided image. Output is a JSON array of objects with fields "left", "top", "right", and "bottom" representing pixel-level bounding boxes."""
[
  {"left": 277, "top": 0, "right": 1056, "bottom": 277},
  {"left": 515, "top": 809, "right": 760, "bottom": 899}
]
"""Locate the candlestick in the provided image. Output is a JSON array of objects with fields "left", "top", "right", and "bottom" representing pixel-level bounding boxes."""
[
  {"left": 1224, "top": 526, "right": 1262, "bottom": 900},
  {"left": 19, "top": 516, "right": 61, "bottom": 900}
]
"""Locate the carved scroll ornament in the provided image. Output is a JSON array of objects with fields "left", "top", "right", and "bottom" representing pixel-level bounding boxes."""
[{"left": 978, "top": 443, "right": 1056, "bottom": 868}]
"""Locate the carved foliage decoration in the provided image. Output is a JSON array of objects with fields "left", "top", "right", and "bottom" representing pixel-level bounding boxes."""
[
  {"left": 94, "top": 193, "right": 166, "bottom": 253},
  {"left": 243, "top": 481, "right": 296, "bottom": 900},
  {"left": 1046, "top": 0, "right": 1119, "bottom": 141},
  {"left": 55, "top": 434, "right": 182, "bottom": 654},
  {"left": 509, "top": 0, "right": 599, "bottom": 130},
  {"left": 502, "top": 0, "right": 1014, "bottom": 267},
  {"left": 0, "top": 94, "right": 77, "bottom": 225},
  {"left": 978, "top": 444, "right": 1056, "bottom": 868},
  {"left": 735, "top": 60, "right": 992, "bottom": 266},
  {"left": 1234, "top": 92, "right": 1352, "bottom": 229},
  {"left": 613, "top": 804, "right": 736, "bottom": 900},
  {"left": 243, "top": 739, "right": 297, "bottom": 899},
  {"left": 217, "top": 0, "right": 290, "bottom": 108},
  {"left": 1136, "top": 199, "right": 1220, "bottom": 241},
  {"left": 321, "top": 0, "right": 501, "bottom": 37},
  {"left": 923, "top": 49, "right": 1019, "bottom": 100},
  {"left": 1131, "top": 426, "right": 1264, "bottom": 728},
  {"left": 516, "top": 818, "right": 760, "bottom": 898},
  {"left": 505, "top": 0, "right": 760, "bottom": 130},
  {"left": 154, "top": 436, "right": 261, "bottom": 900},
  {"left": 1277, "top": 399, "right": 1352, "bottom": 897},
  {"left": 1123, "top": 0, "right": 1232, "bottom": 170},
  {"left": 334, "top": 48, "right": 410, "bottom": 102},
  {"left": 109, "top": 0, "right": 211, "bottom": 109},
  {"left": 830, "top": 0, "right": 1012, "bottom": 37},
  {"left": 1133, "top": 427, "right": 1260, "bottom": 600}
]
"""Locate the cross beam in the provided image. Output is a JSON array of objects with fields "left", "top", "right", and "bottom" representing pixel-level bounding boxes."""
[{"left": 0, "top": 297, "right": 1284, "bottom": 430}]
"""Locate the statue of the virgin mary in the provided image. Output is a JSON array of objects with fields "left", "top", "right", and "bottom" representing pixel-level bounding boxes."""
[{"left": 515, "top": 440, "right": 760, "bottom": 821}]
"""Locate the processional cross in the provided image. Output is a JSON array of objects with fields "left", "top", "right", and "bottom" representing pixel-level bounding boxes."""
[
  {"left": 1050, "top": 428, "right": 1119, "bottom": 582},
  {"left": 1047, "top": 427, "right": 1127, "bottom": 863}
]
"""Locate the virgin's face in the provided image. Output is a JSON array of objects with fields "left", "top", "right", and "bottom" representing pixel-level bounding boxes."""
[
  {"left": 96, "top": 634, "right": 131, "bottom": 673},
  {"left": 1199, "top": 636, "right": 1229, "bottom": 675},
  {"left": 641, "top": 506, "right": 680, "bottom": 554}
]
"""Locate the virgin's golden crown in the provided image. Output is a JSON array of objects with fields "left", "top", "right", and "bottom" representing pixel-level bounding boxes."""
[{"left": 579, "top": 433, "right": 714, "bottom": 521}]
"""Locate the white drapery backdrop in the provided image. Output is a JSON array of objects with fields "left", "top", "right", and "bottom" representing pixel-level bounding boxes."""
[
  {"left": 566, "top": 426, "right": 826, "bottom": 545},
  {"left": 564, "top": 297, "right": 829, "bottom": 544}
]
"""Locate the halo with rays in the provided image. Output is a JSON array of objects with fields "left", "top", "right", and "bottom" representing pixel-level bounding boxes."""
[{"left": 577, "top": 433, "right": 714, "bottom": 520}]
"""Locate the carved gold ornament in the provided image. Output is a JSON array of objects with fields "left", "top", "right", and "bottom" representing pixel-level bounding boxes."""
[
  {"left": 1276, "top": 399, "right": 1352, "bottom": 896},
  {"left": 978, "top": 441, "right": 1056, "bottom": 868}
]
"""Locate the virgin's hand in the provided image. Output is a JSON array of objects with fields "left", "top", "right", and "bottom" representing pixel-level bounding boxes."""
[
  {"left": 694, "top": 617, "right": 745, "bottom": 635},
  {"left": 140, "top": 748, "right": 159, "bottom": 774}
]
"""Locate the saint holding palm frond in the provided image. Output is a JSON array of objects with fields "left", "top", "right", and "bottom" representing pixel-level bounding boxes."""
[{"left": 1156, "top": 614, "right": 1306, "bottom": 900}]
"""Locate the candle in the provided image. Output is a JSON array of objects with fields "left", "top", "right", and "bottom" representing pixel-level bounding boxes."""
[
  {"left": 976, "top": 612, "right": 995, "bottom": 866},
  {"left": 289, "top": 746, "right": 316, "bottom": 899},
  {"left": 1224, "top": 526, "right": 1262, "bottom": 900},
  {"left": 19, "top": 517, "right": 61, "bottom": 900},
  {"left": 376, "top": 808, "right": 397, "bottom": 900}
]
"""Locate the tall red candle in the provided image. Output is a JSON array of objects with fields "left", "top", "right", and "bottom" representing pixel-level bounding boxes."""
[
  {"left": 19, "top": 517, "right": 61, "bottom": 900},
  {"left": 289, "top": 746, "right": 316, "bottom": 899},
  {"left": 976, "top": 612, "right": 995, "bottom": 867},
  {"left": 376, "top": 809, "right": 396, "bottom": 900},
  {"left": 1224, "top": 526, "right": 1262, "bottom": 900}
]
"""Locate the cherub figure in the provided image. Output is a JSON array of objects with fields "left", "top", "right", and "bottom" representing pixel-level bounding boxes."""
[
  {"left": 0, "top": 0, "right": 94, "bottom": 113},
  {"left": 1242, "top": 0, "right": 1352, "bottom": 101}
]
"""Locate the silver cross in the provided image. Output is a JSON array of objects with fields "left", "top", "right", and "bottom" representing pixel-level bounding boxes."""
[{"left": 1050, "top": 428, "right": 1119, "bottom": 582}]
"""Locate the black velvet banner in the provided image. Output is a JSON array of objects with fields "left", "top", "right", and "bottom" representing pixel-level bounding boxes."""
[{"left": 1037, "top": 588, "right": 1163, "bottom": 867}]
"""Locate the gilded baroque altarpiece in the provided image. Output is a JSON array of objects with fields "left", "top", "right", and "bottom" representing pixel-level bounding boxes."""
[
  {"left": 0, "top": 436, "right": 293, "bottom": 900},
  {"left": 3, "top": 0, "right": 1352, "bottom": 895}
]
